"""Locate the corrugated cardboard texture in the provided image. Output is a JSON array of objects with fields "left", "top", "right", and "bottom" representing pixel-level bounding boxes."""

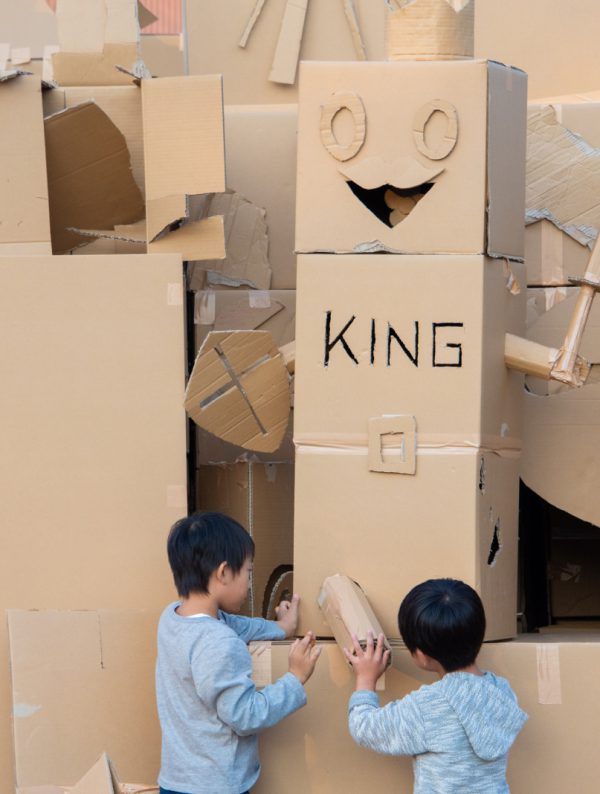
[
  {"left": 44, "top": 86, "right": 145, "bottom": 194},
  {"left": 185, "top": 0, "right": 386, "bottom": 105},
  {"left": 44, "top": 101, "right": 145, "bottom": 253},
  {"left": 475, "top": 0, "right": 600, "bottom": 100},
  {"left": 295, "top": 60, "right": 526, "bottom": 258},
  {"left": 221, "top": 105, "right": 297, "bottom": 289},
  {"left": 386, "top": 0, "right": 474, "bottom": 61},
  {"left": 0, "top": 254, "right": 187, "bottom": 793},
  {"left": 294, "top": 447, "right": 520, "bottom": 641},
  {"left": 294, "top": 255, "right": 525, "bottom": 441},
  {"left": 141, "top": 75, "right": 225, "bottom": 239},
  {"left": 0, "top": 74, "right": 51, "bottom": 254},
  {"left": 196, "top": 462, "right": 294, "bottom": 618},
  {"left": 522, "top": 292, "right": 600, "bottom": 525},
  {"left": 254, "top": 637, "right": 600, "bottom": 793},
  {"left": 8, "top": 610, "right": 160, "bottom": 788}
]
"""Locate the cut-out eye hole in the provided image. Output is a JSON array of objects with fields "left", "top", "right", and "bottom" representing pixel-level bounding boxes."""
[
  {"left": 320, "top": 91, "right": 366, "bottom": 162},
  {"left": 413, "top": 100, "right": 459, "bottom": 161}
]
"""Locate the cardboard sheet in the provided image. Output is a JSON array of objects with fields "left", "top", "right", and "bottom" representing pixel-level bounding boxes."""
[
  {"left": 0, "top": 0, "right": 58, "bottom": 60},
  {"left": 8, "top": 610, "right": 161, "bottom": 788},
  {"left": 0, "top": 254, "right": 187, "bottom": 792},
  {"left": 526, "top": 106, "right": 600, "bottom": 248},
  {"left": 522, "top": 292, "right": 600, "bottom": 526},
  {"left": 44, "top": 101, "right": 145, "bottom": 253},
  {"left": 295, "top": 60, "right": 527, "bottom": 258},
  {"left": 0, "top": 73, "right": 51, "bottom": 255},
  {"left": 185, "top": 0, "right": 387, "bottom": 104},
  {"left": 196, "top": 462, "right": 294, "bottom": 618},
  {"left": 253, "top": 637, "right": 600, "bottom": 793}
]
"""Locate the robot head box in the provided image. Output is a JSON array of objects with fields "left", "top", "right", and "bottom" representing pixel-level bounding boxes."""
[{"left": 295, "top": 59, "right": 527, "bottom": 260}]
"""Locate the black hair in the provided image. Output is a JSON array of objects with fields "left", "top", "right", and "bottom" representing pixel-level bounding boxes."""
[
  {"left": 167, "top": 511, "right": 255, "bottom": 597},
  {"left": 398, "top": 578, "right": 486, "bottom": 672}
]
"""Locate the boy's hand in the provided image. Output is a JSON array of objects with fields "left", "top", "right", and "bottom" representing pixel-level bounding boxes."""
[
  {"left": 288, "top": 631, "right": 321, "bottom": 685},
  {"left": 343, "top": 631, "right": 391, "bottom": 692},
  {"left": 275, "top": 593, "right": 300, "bottom": 638}
]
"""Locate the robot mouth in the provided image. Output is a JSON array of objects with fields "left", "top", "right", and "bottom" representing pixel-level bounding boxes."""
[
  {"left": 339, "top": 156, "right": 443, "bottom": 227},
  {"left": 346, "top": 181, "right": 435, "bottom": 228}
]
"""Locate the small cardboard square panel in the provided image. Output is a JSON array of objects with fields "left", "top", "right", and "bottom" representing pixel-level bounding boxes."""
[{"left": 185, "top": 330, "right": 291, "bottom": 453}]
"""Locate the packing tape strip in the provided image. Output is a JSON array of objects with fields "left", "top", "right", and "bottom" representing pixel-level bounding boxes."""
[
  {"left": 536, "top": 644, "right": 562, "bottom": 705},
  {"left": 294, "top": 432, "right": 522, "bottom": 458},
  {"left": 249, "top": 290, "right": 271, "bottom": 309},
  {"left": 195, "top": 290, "right": 216, "bottom": 325}
]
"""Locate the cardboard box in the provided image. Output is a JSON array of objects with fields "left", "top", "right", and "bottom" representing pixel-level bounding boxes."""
[
  {"left": 0, "top": 254, "right": 187, "bottom": 792},
  {"left": 184, "top": 0, "right": 387, "bottom": 105},
  {"left": 295, "top": 59, "right": 527, "bottom": 259},
  {"left": 293, "top": 254, "right": 525, "bottom": 640},
  {"left": 550, "top": 540, "right": 600, "bottom": 618},
  {"left": 193, "top": 290, "right": 296, "bottom": 465},
  {"left": 522, "top": 291, "right": 600, "bottom": 526},
  {"left": 253, "top": 635, "right": 600, "bottom": 793},
  {"left": 525, "top": 220, "right": 589, "bottom": 287},
  {"left": 196, "top": 462, "right": 294, "bottom": 619},
  {"left": 8, "top": 611, "right": 161, "bottom": 788},
  {"left": 220, "top": 104, "right": 297, "bottom": 289},
  {"left": 0, "top": 73, "right": 51, "bottom": 255},
  {"left": 475, "top": 0, "right": 600, "bottom": 100}
]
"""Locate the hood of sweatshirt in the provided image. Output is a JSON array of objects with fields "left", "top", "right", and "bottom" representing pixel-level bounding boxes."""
[{"left": 440, "top": 671, "right": 528, "bottom": 761}]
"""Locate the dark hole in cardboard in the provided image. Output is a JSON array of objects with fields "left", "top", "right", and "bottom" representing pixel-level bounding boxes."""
[
  {"left": 488, "top": 519, "right": 501, "bottom": 566},
  {"left": 262, "top": 564, "right": 293, "bottom": 619},
  {"left": 479, "top": 457, "right": 486, "bottom": 493},
  {"left": 347, "top": 181, "right": 434, "bottom": 227}
]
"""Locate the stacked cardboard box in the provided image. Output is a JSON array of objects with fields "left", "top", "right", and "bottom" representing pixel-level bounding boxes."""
[{"left": 292, "top": 57, "right": 528, "bottom": 640}]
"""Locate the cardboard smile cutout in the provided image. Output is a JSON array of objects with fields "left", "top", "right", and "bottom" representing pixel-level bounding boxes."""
[{"left": 295, "top": 59, "right": 527, "bottom": 258}]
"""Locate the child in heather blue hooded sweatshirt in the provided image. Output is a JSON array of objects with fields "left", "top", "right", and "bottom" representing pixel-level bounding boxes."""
[{"left": 344, "top": 578, "right": 527, "bottom": 794}]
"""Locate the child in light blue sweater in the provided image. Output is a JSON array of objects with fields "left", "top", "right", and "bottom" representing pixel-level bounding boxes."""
[
  {"left": 156, "top": 512, "right": 320, "bottom": 794},
  {"left": 345, "top": 578, "right": 527, "bottom": 793}
]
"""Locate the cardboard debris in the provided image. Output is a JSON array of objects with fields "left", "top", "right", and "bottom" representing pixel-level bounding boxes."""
[
  {"left": 52, "top": 0, "right": 143, "bottom": 86},
  {"left": 8, "top": 610, "right": 161, "bottom": 788},
  {"left": 44, "top": 100, "right": 145, "bottom": 253},
  {"left": 385, "top": 0, "right": 474, "bottom": 61},
  {"left": 187, "top": 191, "right": 269, "bottom": 290},
  {"left": 318, "top": 574, "right": 392, "bottom": 663},
  {"left": 0, "top": 72, "right": 51, "bottom": 255},
  {"left": 185, "top": 330, "right": 291, "bottom": 454},
  {"left": 522, "top": 292, "right": 600, "bottom": 526},
  {"left": 196, "top": 462, "right": 294, "bottom": 618},
  {"left": 185, "top": 0, "right": 387, "bottom": 104},
  {"left": 526, "top": 106, "right": 600, "bottom": 248},
  {"left": 295, "top": 59, "right": 527, "bottom": 258}
]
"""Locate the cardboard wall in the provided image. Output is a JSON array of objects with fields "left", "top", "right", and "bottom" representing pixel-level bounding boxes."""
[
  {"left": 0, "top": 254, "right": 187, "bottom": 792},
  {"left": 253, "top": 635, "right": 600, "bottom": 793},
  {"left": 295, "top": 60, "right": 526, "bottom": 259},
  {"left": 196, "top": 462, "right": 294, "bottom": 619},
  {"left": 184, "top": 0, "right": 387, "bottom": 105},
  {"left": 475, "top": 0, "right": 600, "bottom": 99}
]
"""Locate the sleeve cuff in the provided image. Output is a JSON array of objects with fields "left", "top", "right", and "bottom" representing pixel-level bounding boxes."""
[
  {"left": 281, "top": 671, "right": 308, "bottom": 706},
  {"left": 349, "top": 689, "right": 380, "bottom": 711}
]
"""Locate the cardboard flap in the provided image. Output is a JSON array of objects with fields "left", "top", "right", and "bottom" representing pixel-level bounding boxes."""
[
  {"left": 185, "top": 330, "right": 291, "bottom": 453},
  {"left": 137, "top": 1, "right": 158, "bottom": 29},
  {"left": 149, "top": 216, "right": 225, "bottom": 260},
  {"left": 527, "top": 106, "right": 600, "bottom": 247},
  {"left": 44, "top": 100, "right": 145, "bottom": 253},
  {"left": 0, "top": 73, "right": 51, "bottom": 253}
]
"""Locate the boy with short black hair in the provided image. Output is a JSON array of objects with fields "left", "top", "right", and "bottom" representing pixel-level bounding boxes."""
[
  {"left": 344, "top": 578, "right": 527, "bottom": 793},
  {"left": 156, "top": 511, "right": 320, "bottom": 794}
]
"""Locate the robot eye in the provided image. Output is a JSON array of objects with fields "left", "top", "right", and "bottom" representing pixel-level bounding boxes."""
[
  {"left": 413, "top": 100, "right": 459, "bottom": 160},
  {"left": 320, "top": 91, "right": 366, "bottom": 162}
]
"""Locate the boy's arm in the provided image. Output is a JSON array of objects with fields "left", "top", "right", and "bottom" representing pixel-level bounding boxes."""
[
  {"left": 219, "top": 611, "right": 286, "bottom": 642},
  {"left": 196, "top": 635, "right": 307, "bottom": 736},
  {"left": 348, "top": 690, "right": 429, "bottom": 757}
]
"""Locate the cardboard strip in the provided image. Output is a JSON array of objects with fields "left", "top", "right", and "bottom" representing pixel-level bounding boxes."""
[
  {"left": 268, "top": 0, "right": 309, "bottom": 85},
  {"left": 342, "top": 0, "right": 367, "bottom": 60},
  {"left": 238, "top": 0, "right": 268, "bottom": 48},
  {"left": 536, "top": 644, "right": 562, "bottom": 705},
  {"left": 368, "top": 415, "right": 416, "bottom": 474}
]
